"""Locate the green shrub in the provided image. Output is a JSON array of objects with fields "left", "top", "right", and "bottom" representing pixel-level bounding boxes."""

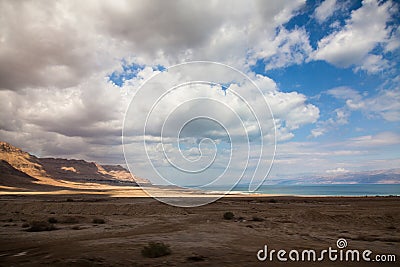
[
  {"left": 26, "top": 221, "right": 56, "bottom": 232},
  {"left": 223, "top": 211, "right": 234, "bottom": 220},
  {"left": 141, "top": 242, "right": 171, "bottom": 258},
  {"left": 92, "top": 218, "right": 105, "bottom": 224}
]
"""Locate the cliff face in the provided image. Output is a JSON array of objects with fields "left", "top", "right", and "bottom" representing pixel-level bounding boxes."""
[
  {"left": 0, "top": 141, "right": 150, "bottom": 189},
  {"left": 0, "top": 142, "right": 47, "bottom": 179}
]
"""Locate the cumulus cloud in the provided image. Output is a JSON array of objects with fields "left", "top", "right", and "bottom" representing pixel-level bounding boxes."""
[
  {"left": 0, "top": 0, "right": 309, "bottom": 92},
  {"left": 0, "top": 1, "right": 115, "bottom": 90},
  {"left": 311, "top": 0, "right": 397, "bottom": 70},
  {"left": 122, "top": 64, "right": 319, "bottom": 144},
  {"left": 0, "top": 0, "right": 319, "bottom": 159},
  {"left": 0, "top": 72, "right": 130, "bottom": 163},
  {"left": 1, "top": 0, "right": 396, "bottom": 184},
  {"left": 311, "top": 107, "right": 350, "bottom": 138},
  {"left": 314, "top": 0, "right": 338, "bottom": 24},
  {"left": 252, "top": 27, "right": 313, "bottom": 70}
]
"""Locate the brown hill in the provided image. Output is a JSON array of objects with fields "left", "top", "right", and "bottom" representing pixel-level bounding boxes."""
[
  {"left": 0, "top": 141, "right": 150, "bottom": 190},
  {"left": 0, "top": 142, "right": 48, "bottom": 179},
  {"left": 0, "top": 159, "right": 37, "bottom": 188}
]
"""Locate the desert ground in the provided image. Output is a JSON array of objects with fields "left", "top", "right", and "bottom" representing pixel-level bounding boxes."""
[{"left": 0, "top": 192, "right": 399, "bottom": 267}]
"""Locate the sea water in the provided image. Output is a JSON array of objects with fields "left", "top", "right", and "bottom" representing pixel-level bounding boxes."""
[{"left": 195, "top": 184, "right": 400, "bottom": 196}]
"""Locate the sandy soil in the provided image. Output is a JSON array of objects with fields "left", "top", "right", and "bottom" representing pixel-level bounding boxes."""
[{"left": 0, "top": 194, "right": 398, "bottom": 266}]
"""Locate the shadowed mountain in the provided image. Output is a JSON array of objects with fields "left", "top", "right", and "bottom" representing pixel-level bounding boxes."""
[{"left": 0, "top": 159, "right": 38, "bottom": 188}]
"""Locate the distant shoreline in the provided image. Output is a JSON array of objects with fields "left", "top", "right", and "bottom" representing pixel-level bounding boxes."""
[{"left": 0, "top": 185, "right": 398, "bottom": 198}]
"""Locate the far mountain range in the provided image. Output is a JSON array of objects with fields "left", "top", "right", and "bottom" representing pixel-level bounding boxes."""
[
  {"left": 265, "top": 169, "right": 400, "bottom": 185},
  {"left": 0, "top": 141, "right": 399, "bottom": 191}
]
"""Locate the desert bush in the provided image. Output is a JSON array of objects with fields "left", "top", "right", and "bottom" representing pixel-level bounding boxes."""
[
  {"left": 66, "top": 198, "right": 74, "bottom": 202},
  {"left": 269, "top": 198, "right": 277, "bottom": 203},
  {"left": 186, "top": 255, "right": 206, "bottom": 262},
  {"left": 223, "top": 211, "right": 234, "bottom": 220},
  {"left": 252, "top": 216, "right": 265, "bottom": 222},
  {"left": 21, "top": 222, "right": 30, "bottom": 228},
  {"left": 141, "top": 242, "right": 171, "bottom": 258},
  {"left": 26, "top": 221, "right": 56, "bottom": 232},
  {"left": 71, "top": 225, "right": 82, "bottom": 230},
  {"left": 92, "top": 218, "right": 105, "bottom": 224},
  {"left": 62, "top": 217, "right": 80, "bottom": 224},
  {"left": 48, "top": 217, "right": 58, "bottom": 223}
]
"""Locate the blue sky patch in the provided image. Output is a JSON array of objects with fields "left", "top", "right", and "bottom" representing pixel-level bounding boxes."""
[{"left": 108, "top": 62, "right": 167, "bottom": 87}]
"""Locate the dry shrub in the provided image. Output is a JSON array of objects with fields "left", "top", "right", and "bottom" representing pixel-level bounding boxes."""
[{"left": 142, "top": 242, "right": 171, "bottom": 258}]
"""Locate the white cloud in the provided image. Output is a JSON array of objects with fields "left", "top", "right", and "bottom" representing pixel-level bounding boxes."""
[
  {"left": 311, "top": 0, "right": 397, "bottom": 70},
  {"left": 355, "top": 54, "right": 390, "bottom": 74},
  {"left": 314, "top": 0, "right": 338, "bottom": 24},
  {"left": 267, "top": 90, "right": 319, "bottom": 130},
  {"left": 326, "top": 167, "right": 349, "bottom": 174},
  {"left": 0, "top": 0, "right": 309, "bottom": 91},
  {"left": 0, "top": 1, "right": 120, "bottom": 90},
  {"left": 122, "top": 65, "right": 319, "bottom": 143},
  {"left": 327, "top": 86, "right": 400, "bottom": 122},
  {"left": 312, "top": 85, "right": 400, "bottom": 138},
  {"left": 0, "top": 0, "right": 397, "bottom": 182},
  {"left": 0, "top": 64, "right": 320, "bottom": 179},
  {"left": 250, "top": 27, "right": 312, "bottom": 70},
  {"left": 345, "top": 132, "right": 400, "bottom": 147},
  {"left": 0, "top": 70, "right": 133, "bottom": 163},
  {"left": 384, "top": 24, "right": 400, "bottom": 52},
  {"left": 326, "top": 86, "right": 363, "bottom": 100},
  {"left": 270, "top": 132, "right": 400, "bottom": 178},
  {"left": 310, "top": 128, "right": 324, "bottom": 138},
  {"left": 310, "top": 107, "right": 350, "bottom": 138}
]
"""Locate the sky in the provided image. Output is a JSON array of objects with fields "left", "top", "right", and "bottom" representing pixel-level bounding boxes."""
[{"left": 0, "top": 0, "right": 399, "bottom": 186}]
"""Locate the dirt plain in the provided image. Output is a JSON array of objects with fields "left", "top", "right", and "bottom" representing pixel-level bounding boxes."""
[{"left": 0, "top": 194, "right": 399, "bottom": 267}]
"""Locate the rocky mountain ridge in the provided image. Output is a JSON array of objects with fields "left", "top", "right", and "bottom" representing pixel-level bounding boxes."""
[{"left": 0, "top": 141, "right": 150, "bottom": 190}]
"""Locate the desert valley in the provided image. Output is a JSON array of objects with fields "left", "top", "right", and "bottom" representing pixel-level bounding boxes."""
[{"left": 0, "top": 141, "right": 399, "bottom": 266}]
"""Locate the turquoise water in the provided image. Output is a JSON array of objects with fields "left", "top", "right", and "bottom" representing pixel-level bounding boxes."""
[{"left": 201, "top": 184, "right": 400, "bottom": 196}]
